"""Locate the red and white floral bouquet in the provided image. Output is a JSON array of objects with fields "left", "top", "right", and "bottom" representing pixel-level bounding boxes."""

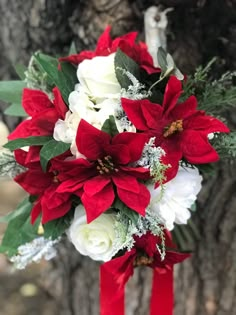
[{"left": 0, "top": 25, "right": 232, "bottom": 315}]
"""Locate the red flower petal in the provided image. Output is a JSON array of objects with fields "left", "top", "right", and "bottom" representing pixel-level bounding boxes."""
[
  {"left": 112, "top": 132, "right": 148, "bottom": 162},
  {"left": 22, "top": 88, "right": 52, "bottom": 115},
  {"left": 117, "top": 182, "right": 150, "bottom": 215},
  {"left": 52, "top": 87, "right": 68, "bottom": 118},
  {"left": 82, "top": 183, "right": 115, "bottom": 222},
  {"left": 162, "top": 76, "right": 183, "bottom": 116},
  {"left": 170, "top": 96, "right": 198, "bottom": 120},
  {"left": 83, "top": 176, "right": 111, "bottom": 197},
  {"left": 181, "top": 130, "right": 219, "bottom": 163},
  {"left": 76, "top": 120, "right": 111, "bottom": 160},
  {"left": 95, "top": 26, "right": 113, "bottom": 55},
  {"left": 112, "top": 172, "right": 140, "bottom": 193},
  {"left": 121, "top": 98, "right": 149, "bottom": 130},
  {"left": 106, "top": 144, "right": 131, "bottom": 165}
]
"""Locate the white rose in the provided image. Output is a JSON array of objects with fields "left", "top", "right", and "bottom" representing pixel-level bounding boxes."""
[
  {"left": 53, "top": 111, "right": 80, "bottom": 143},
  {"left": 67, "top": 205, "right": 117, "bottom": 262},
  {"left": 77, "top": 53, "right": 121, "bottom": 101},
  {"left": 148, "top": 166, "right": 202, "bottom": 230}
]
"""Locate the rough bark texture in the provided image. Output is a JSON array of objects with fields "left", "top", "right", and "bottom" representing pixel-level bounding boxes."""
[{"left": 0, "top": 1, "right": 236, "bottom": 314}]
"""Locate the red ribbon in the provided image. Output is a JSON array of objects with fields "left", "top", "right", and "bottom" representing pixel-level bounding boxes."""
[
  {"left": 100, "top": 233, "right": 190, "bottom": 315},
  {"left": 100, "top": 251, "right": 174, "bottom": 315}
]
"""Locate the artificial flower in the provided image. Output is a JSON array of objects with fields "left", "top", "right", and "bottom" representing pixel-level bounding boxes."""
[
  {"left": 14, "top": 148, "right": 71, "bottom": 224},
  {"left": 53, "top": 119, "right": 150, "bottom": 222},
  {"left": 59, "top": 26, "right": 160, "bottom": 74},
  {"left": 148, "top": 166, "right": 202, "bottom": 230},
  {"left": 68, "top": 205, "right": 117, "bottom": 261},
  {"left": 122, "top": 76, "right": 230, "bottom": 165},
  {"left": 9, "top": 87, "right": 68, "bottom": 140}
]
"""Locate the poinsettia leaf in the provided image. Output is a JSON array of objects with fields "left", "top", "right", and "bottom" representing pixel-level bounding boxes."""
[
  {"left": 4, "top": 136, "right": 53, "bottom": 151},
  {"left": 0, "top": 197, "right": 40, "bottom": 257},
  {"left": 157, "top": 47, "right": 168, "bottom": 72},
  {"left": 101, "top": 115, "right": 119, "bottom": 136},
  {"left": 113, "top": 198, "right": 139, "bottom": 225},
  {"left": 34, "top": 52, "right": 77, "bottom": 105},
  {"left": 4, "top": 103, "right": 28, "bottom": 117},
  {"left": 43, "top": 210, "right": 74, "bottom": 240},
  {"left": 114, "top": 48, "right": 140, "bottom": 89},
  {"left": 40, "top": 139, "right": 70, "bottom": 171},
  {"left": 14, "top": 64, "right": 27, "bottom": 80},
  {"left": 0, "top": 81, "right": 26, "bottom": 105}
]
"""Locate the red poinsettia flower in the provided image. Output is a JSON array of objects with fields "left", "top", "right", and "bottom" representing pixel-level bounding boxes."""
[
  {"left": 8, "top": 87, "right": 68, "bottom": 140},
  {"left": 53, "top": 119, "right": 151, "bottom": 222},
  {"left": 14, "top": 148, "right": 71, "bottom": 224},
  {"left": 59, "top": 26, "right": 160, "bottom": 74},
  {"left": 122, "top": 76, "right": 230, "bottom": 165}
]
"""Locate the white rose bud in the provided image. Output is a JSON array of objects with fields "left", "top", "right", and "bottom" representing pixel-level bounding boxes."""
[
  {"left": 77, "top": 53, "right": 121, "bottom": 101},
  {"left": 67, "top": 205, "right": 117, "bottom": 262},
  {"left": 148, "top": 166, "right": 202, "bottom": 230}
]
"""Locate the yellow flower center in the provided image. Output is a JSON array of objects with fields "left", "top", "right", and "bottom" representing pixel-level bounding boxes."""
[{"left": 163, "top": 119, "right": 183, "bottom": 138}]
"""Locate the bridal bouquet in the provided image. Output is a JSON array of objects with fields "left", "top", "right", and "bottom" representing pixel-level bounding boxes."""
[{"left": 0, "top": 26, "right": 233, "bottom": 315}]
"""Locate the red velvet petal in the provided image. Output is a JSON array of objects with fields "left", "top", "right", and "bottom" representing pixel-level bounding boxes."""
[
  {"left": 22, "top": 88, "right": 52, "bottom": 115},
  {"left": 112, "top": 172, "right": 140, "bottom": 193},
  {"left": 95, "top": 26, "right": 113, "bottom": 55},
  {"left": 83, "top": 176, "right": 111, "bottom": 197},
  {"left": 106, "top": 143, "right": 131, "bottom": 165},
  {"left": 170, "top": 96, "right": 198, "bottom": 120},
  {"left": 162, "top": 76, "right": 182, "bottom": 116},
  {"left": 141, "top": 101, "right": 163, "bottom": 129},
  {"left": 76, "top": 120, "right": 110, "bottom": 160},
  {"left": 121, "top": 98, "right": 149, "bottom": 130},
  {"left": 181, "top": 130, "right": 219, "bottom": 163},
  {"left": 41, "top": 190, "right": 71, "bottom": 223},
  {"left": 82, "top": 183, "right": 115, "bottom": 223},
  {"left": 52, "top": 87, "right": 68, "bottom": 118},
  {"left": 112, "top": 132, "right": 148, "bottom": 162},
  {"left": 15, "top": 169, "right": 52, "bottom": 195},
  {"left": 117, "top": 182, "right": 150, "bottom": 215},
  {"left": 59, "top": 51, "right": 95, "bottom": 65}
]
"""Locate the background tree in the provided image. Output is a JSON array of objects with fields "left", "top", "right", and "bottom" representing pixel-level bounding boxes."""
[{"left": 0, "top": 1, "right": 236, "bottom": 314}]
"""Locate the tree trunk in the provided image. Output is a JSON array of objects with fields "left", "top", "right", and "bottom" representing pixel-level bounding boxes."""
[{"left": 0, "top": 1, "right": 236, "bottom": 314}]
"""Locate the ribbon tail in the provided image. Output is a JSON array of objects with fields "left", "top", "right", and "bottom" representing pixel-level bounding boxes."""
[
  {"left": 150, "top": 267, "right": 174, "bottom": 315},
  {"left": 100, "top": 263, "right": 125, "bottom": 315}
]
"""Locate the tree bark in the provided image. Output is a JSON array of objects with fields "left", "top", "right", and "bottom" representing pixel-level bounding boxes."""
[{"left": 0, "top": 1, "right": 236, "bottom": 314}]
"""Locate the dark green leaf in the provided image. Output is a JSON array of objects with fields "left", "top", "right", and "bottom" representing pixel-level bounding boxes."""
[
  {"left": 34, "top": 52, "right": 77, "bottom": 104},
  {"left": 113, "top": 199, "right": 139, "bottom": 225},
  {"left": 0, "top": 81, "right": 26, "bottom": 104},
  {"left": 157, "top": 47, "right": 168, "bottom": 72},
  {"left": 4, "top": 136, "right": 53, "bottom": 151},
  {"left": 0, "top": 197, "right": 40, "bottom": 257},
  {"left": 101, "top": 115, "right": 119, "bottom": 136},
  {"left": 40, "top": 139, "right": 70, "bottom": 171},
  {"left": 114, "top": 49, "right": 140, "bottom": 89},
  {"left": 0, "top": 198, "right": 31, "bottom": 223},
  {"left": 4, "top": 103, "right": 28, "bottom": 117},
  {"left": 14, "top": 64, "right": 27, "bottom": 80},
  {"left": 43, "top": 210, "right": 74, "bottom": 240}
]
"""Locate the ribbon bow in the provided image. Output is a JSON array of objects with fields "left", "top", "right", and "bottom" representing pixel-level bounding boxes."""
[{"left": 100, "top": 232, "right": 190, "bottom": 315}]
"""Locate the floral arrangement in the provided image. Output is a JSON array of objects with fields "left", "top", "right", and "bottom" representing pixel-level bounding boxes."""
[{"left": 0, "top": 24, "right": 235, "bottom": 315}]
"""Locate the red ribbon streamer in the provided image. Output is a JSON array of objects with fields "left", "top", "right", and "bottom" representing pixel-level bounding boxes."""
[{"left": 100, "top": 252, "right": 174, "bottom": 315}]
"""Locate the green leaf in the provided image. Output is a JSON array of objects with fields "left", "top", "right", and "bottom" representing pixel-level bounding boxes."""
[
  {"left": 157, "top": 47, "right": 168, "bottom": 72},
  {"left": 69, "top": 41, "right": 77, "bottom": 55},
  {"left": 114, "top": 49, "right": 140, "bottom": 89},
  {"left": 40, "top": 139, "right": 71, "bottom": 171},
  {"left": 14, "top": 64, "right": 27, "bottom": 80},
  {"left": 4, "top": 136, "right": 53, "bottom": 151},
  {"left": 34, "top": 52, "right": 77, "bottom": 104},
  {"left": 0, "top": 198, "right": 31, "bottom": 223},
  {"left": 43, "top": 210, "right": 74, "bottom": 240},
  {"left": 101, "top": 115, "right": 119, "bottom": 136},
  {"left": 113, "top": 199, "right": 139, "bottom": 225},
  {"left": 0, "top": 197, "right": 40, "bottom": 257},
  {"left": 4, "top": 103, "right": 28, "bottom": 117},
  {"left": 0, "top": 81, "right": 26, "bottom": 104}
]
